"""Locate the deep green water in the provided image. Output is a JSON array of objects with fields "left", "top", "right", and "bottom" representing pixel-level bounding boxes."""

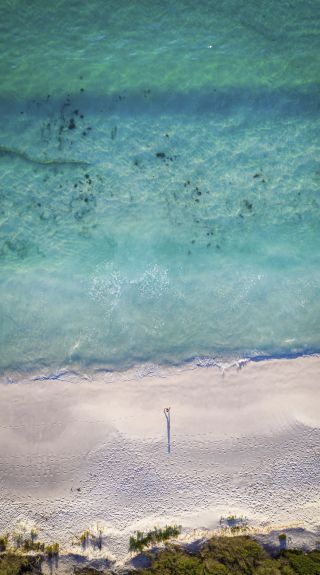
[{"left": 0, "top": 0, "right": 320, "bottom": 373}]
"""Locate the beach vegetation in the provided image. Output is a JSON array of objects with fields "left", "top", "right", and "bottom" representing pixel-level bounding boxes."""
[
  {"left": 279, "top": 533, "right": 287, "bottom": 541},
  {"left": 79, "top": 530, "right": 91, "bottom": 546},
  {"left": 77, "top": 528, "right": 103, "bottom": 550},
  {"left": 0, "top": 535, "right": 8, "bottom": 552},
  {"left": 1, "top": 533, "right": 320, "bottom": 574},
  {"left": 12, "top": 533, "right": 23, "bottom": 549},
  {"left": 220, "top": 514, "right": 249, "bottom": 534},
  {"left": 21, "top": 538, "right": 45, "bottom": 553},
  {"left": 280, "top": 549, "right": 320, "bottom": 575},
  {"left": 30, "top": 528, "right": 37, "bottom": 542},
  {"left": 0, "top": 553, "right": 42, "bottom": 575},
  {"left": 45, "top": 542, "right": 59, "bottom": 558},
  {"left": 129, "top": 525, "right": 181, "bottom": 553},
  {"left": 134, "top": 536, "right": 320, "bottom": 575}
]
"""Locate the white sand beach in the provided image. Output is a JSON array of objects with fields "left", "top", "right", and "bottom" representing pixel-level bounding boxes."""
[{"left": 0, "top": 356, "right": 319, "bottom": 564}]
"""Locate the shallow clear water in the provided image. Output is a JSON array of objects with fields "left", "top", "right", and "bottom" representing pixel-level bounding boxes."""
[{"left": 1, "top": 0, "right": 320, "bottom": 373}]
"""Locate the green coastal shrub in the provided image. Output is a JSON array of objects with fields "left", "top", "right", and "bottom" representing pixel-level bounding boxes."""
[
  {"left": 137, "top": 547, "right": 203, "bottom": 575},
  {"left": 1, "top": 532, "right": 320, "bottom": 575},
  {"left": 134, "top": 536, "right": 320, "bottom": 575},
  {"left": 201, "top": 535, "right": 268, "bottom": 573},
  {"left": 279, "top": 534, "right": 287, "bottom": 541},
  {"left": 0, "top": 535, "right": 8, "bottom": 552},
  {"left": 21, "top": 538, "right": 45, "bottom": 552},
  {"left": 281, "top": 549, "right": 320, "bottom": 575},
  {"left": 129, "top": 525, "right": 181, "bottom": 553},
  {"left": 45, "top": 542, "right": 59, "bottom": 558},
  {"left": 0, "top": 554, "right": 42, "bottom": 575}
]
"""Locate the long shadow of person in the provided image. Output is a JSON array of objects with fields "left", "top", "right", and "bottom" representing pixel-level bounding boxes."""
[{"left": 164, "top": 407, "right": 171, "bottom": 453}]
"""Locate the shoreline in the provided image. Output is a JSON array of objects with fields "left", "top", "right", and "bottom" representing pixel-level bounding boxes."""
[
  {"left": 1, "top": 349, "right": 319, "bottom": 385},
  {"left": 1, "top": 355, "right": 319, "bottom": 563}
]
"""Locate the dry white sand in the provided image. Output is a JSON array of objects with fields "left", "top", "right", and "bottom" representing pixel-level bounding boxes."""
[{"left": 0, "top": 356, "right": 319, "bottom": 564}]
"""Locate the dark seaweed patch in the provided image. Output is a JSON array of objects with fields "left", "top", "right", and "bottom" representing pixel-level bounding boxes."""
[
  {"left": 68, "top": 118, "right": 76, "bottom": 130},
  {"left": 243, "top": 199, "right": 253, "bottom": 211}
]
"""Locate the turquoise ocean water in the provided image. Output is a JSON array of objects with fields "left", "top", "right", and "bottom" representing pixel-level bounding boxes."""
[{"left": 0, "top": 0, "right": 319, "bottom": 374}]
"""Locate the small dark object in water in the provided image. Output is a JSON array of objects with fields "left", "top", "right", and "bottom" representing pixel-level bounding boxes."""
[
  {"left": 37, "top": 202, "right": 42, "bottom": 207},
  {"left": 253, "top": 173, "right": 261, "bottom": 178},
  {"left": 68, "top": 118, "right": 76, "bottom": 130},
  {"left": 195, "top": 198, "right": 199, "bottom": 202},
  {"left": 197, "top": 190, "right": 202, "bottom": 196},
  {"left": 80, "top": 88, "right": 84, "bottom": 92},
  {"left": 80, "top": 114, "right": 84, "bottom": 119},
  {"left": 191, "top": 240, "right": 195, "bottom": 244},
  {"left": 165, "top": 133, "right": 169, "bottom": 138},
  {"left": 76, "top": 487, "right": 81, "bottom": 492},
  {"left": 85, "top": 173, "right": 89, "bottom": 179},
  {"left": 244, "top": 199, "right": 253, "bottom": 210},
  {"left": 156, "top": 152, "right": 166, "bottom": 158},
  {"left": 82, "top": 131, "right": 87, "bottom": 136}
]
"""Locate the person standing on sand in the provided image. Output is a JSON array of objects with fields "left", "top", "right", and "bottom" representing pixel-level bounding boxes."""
[{"left": 164, "top": 407, "right": 171, "bottom": 453}]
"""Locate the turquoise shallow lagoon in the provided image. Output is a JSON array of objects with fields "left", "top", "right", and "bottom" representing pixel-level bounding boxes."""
[{"left": 0, "top": 0, "right": 319, "bottom": 373}]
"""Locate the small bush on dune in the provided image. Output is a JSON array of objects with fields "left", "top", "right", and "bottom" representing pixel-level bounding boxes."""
[
  {"left": 0, "top": 535, "right": 8, "bottom": 552},
  {"left": 137, "top": 547, "right": 203, "bottom": 575},
  {"left": 45, "top": 542, "right": 59, "bottom": 558},
  {"left": 21, "top": 538, "right": 45, "bottom": 552},
  {"left": 129, "top": 525, "right": 181, "bottom": 554},
  {"left": 201, "top": 535, "right": 268, "bottom": 574}
]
